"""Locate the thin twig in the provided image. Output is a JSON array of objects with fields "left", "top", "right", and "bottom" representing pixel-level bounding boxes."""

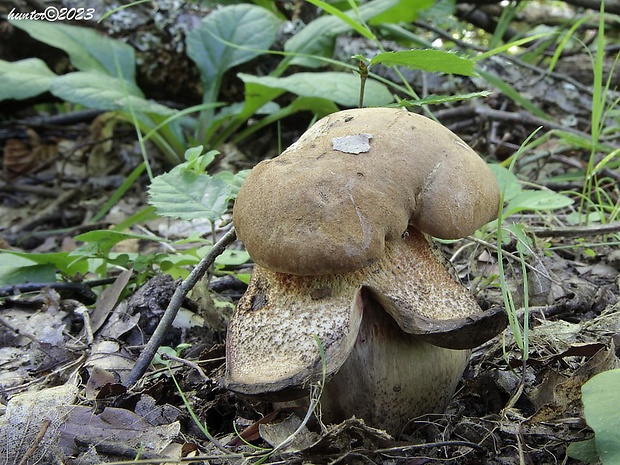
[
  {"left": 125, "top": 227, "right": 237, "bottom": 388},
  {"left": 159, "top": 353, "right": 209, "bottom": 382},
  {"left": 16, "top": 189, "right": 80, "bottom": 232},
  {"left": 17, "top": 420, "right": 51, "bottom": 465},
  {"left": 0, "top": 315, "right": 40, "bottom": 343},
  {"left": 529, "top": 221, "right": 620, "bottom": 238}
]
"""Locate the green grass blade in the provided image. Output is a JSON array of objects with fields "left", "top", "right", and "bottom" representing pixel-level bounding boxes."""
[{"left": 305, "top": 0, "right": 376, "bottom": 40}]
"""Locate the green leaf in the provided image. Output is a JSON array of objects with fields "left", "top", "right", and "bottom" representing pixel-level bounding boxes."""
[
  {"left": 50, "top": 72, "right": 175, "bottom": 114},
  {"left": 304, "top": 0, "right": 376, "bottom": 40},
  {"left": 73, "top": 230, "right": 167, "bottom": 256},
  {"left": 488, "top": 164, "right": 523, "bottom": 201},
  {"left": 148, "top": 168, "right": 234, "bottom": 221},
  {"left": 582, "top": 369, "right": 620, "bottom": 465},
  {"left": 370, "top": 0, "right": 434, "bottom": 24},
  {"left": 567, "top": 438, "right": 599, "bottom": 464},
  {"left": 489, "top": 164, "right": 573, "bottom": 216},
  {"left": 187, "top": 4, "right": 280, "bottom": 101},
  {"left": 213, "top": 248, "right": 251, "bottom": 267},
  {"left": 504, "top": 190, "right": 574, "bottom": 217},
  {"left": 2, "top": 251, "right": 89, "bottom": 278},
  {"left": 0, "top": 254, "right": 57, "bottom": 286},
  {"left": 10, "top": 20, "right": 135, "bottom": 80},
  {"left": 370, "top": 49, "right": 474, "bottom": 76},
  {"left": 215, "top": 170, "right": 250, "bottom": 197},
  {"left": 0, "top": 58, "right": 56, "bottom": 101},
  {"left": 238, "top": 72, "right": 394, "bottom": 108},
  {"left": 285, "top": 0, "right": 399, "bottom": 67}
]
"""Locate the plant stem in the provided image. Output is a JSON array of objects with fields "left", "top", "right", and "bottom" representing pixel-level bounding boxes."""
[{"left": 358, "top": 60, "right": 368, "bottom": 108}]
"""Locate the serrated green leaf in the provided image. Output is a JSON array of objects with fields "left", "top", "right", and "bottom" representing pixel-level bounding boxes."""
[
  {"left": 149, "top": 169, "right": 233, "bottom": 221},
  {"left": 73, "top": 230, "right": 166, "bottom": 257},
  {"left": 215, "top": 170, "right": 251, "bottom": 196},
  {"left": 187, "top": 4, "right": 280, "bottom": 101},
  {"left": 285, "top": 0, "right": 399, "bottom": 67},
  {"left": 239, "top": 72, "right": 393, "bottom": 108},
  {"left": 50, "top": 72, "right": 175, "bottom": 114},
  {"left": 582, "top": 369, "right": 620, "bottom": 465},
  {"left": 370, "top": 49, "right": 474, "bottom": 75},
  {"left": 10, "top": 20, "right": 135, "bottom": 80},
  {"left": 0, "top": 58, "right": 56, "bottom": 101}
]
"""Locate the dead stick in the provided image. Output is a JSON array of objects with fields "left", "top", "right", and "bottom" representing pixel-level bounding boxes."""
[
  {"left": 529, "top": 221, "right": 620, "bottom": 238},
  {"left": 17, "top": 420, "right": 51, "bottom": 465},
  {"left": 126, "top": 227, "right": 237, "bottom": 388}
]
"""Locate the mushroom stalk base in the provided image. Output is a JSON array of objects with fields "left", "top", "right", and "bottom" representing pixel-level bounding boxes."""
[{"left": 319, "top": 291, "right": 470, "bottom": 436}]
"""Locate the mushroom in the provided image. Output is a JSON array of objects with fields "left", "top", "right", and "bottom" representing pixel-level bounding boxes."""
[{"left": 225, "top": 107, "right": 507, "bottom": 435}]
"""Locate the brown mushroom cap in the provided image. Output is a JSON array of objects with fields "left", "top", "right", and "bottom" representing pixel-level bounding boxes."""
[{"left": 233, "top": 107, "right": 500, "bottom": 276}]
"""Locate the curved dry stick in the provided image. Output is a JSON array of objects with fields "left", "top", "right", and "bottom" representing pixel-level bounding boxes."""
[{"left": 126, "top": 227, "right": 237, "bottom": 388}]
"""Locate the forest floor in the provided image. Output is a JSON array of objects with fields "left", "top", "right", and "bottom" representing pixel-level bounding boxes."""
[{"left": 1, "top": 6, "right": 620, "bottom": 464}]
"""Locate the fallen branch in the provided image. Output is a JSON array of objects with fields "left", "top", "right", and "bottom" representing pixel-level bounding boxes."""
[{"left": 125, "top": 227, "right": 237, "bottom": 388}]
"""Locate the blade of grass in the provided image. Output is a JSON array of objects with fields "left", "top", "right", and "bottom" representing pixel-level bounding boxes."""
[
  {"left": 305, "top": 0, "right": 376, "bottom": 40},
  {"left": 89, "top": 162, "right": 146, "bottom": 223}
]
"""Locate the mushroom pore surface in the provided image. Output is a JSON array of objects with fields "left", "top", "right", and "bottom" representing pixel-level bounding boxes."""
[{"left": 233, "top": 107, "right": 500, "bottom": 276}]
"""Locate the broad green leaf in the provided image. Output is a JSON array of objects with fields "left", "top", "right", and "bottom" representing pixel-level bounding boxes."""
[
  {"left": 2, "top": 251, "right": 89, "bottom": 277},
  {"left": 370, "top": 0, "right": 434, "bottom": 24},
  {"left": 239, "top": 72, "right": 394, "bottom": 108},
  {"left": 582, "top": 369, "right": 620, "bottom": 465},
  {"left": 489, "top": 163, "right": 522, "bottom": 201},
  {"left": 504, "top": 190, "right": 574, "bottom": 216},
  {"left": 0, "top": 254, "right": 56, "bottom": 286},
  {"left": 236, "top": 80, "right": 287, "bottom": 124},
  {"left": 148, "top": 168, "right": 234, "bottom": 221},
  {"left": 187, "top": 4, "right": 280, "bottom": 100},
  {"left": 214, "top": 248, "right": 251, "bottom": 267},
  {"left": 11, "top": 20, "right": 135, "bottom": 80},
  {"left": 0, "top": 58, "right": 56, "bottom": 101},
  {"left": 490, "top": 163, "right": 573, "bottom": 215},
  {"left": 285, "top": 0, "right": 399, "bottom": 67},
  {"left": 50, "top": 72, "right": 174, "bottom": 114},
  {"left": 0, "top": 264, "right": 57, "bottom": 287},
  {"left": 567, "top": 438, "right": 599, "bottom": 464},
  {"left": 370, "top": 49, "right": 474, "bottom": 76},
  {"left": 287, "top": 95, "right": 340, "bottom": 117}
]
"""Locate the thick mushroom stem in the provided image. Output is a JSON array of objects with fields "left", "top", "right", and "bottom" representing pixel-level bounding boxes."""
[
  {"left": 225, "top": 228, "right": 507, "bottom": 416},
  {"left": 318, "top": 292, "right": 471, "bottom": 435}
]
